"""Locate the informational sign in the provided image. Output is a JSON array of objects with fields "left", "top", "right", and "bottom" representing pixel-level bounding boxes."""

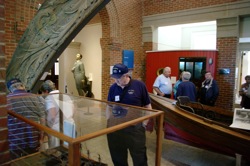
[
  {"left": 218, "top": 68, "right": 230, "bottom": 74},
  {"left": 230, "top": 108, "right": 250, "bottom": 130},
  {"left": 122, "top": 50, "right": 134, "bottom": 69}
]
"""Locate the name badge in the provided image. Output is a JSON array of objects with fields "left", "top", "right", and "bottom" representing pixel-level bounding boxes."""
[{"left": 115, "top": 95, "right": 120, "bottom": 102}]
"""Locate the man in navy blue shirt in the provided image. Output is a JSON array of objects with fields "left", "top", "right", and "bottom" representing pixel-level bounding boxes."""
[{"left": 107, "top": 63, "right": 152, "bottom": 166}]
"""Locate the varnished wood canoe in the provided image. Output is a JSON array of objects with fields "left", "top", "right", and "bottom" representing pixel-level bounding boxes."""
[
  {"left": 149, "top": 94, "right": 250, "bottom": 159},
  {"left": 175, "top": 96, "right": 234, "bottom": 125}
]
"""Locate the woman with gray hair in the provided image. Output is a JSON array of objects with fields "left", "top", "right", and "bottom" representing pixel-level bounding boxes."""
[
  {"left": 40, "top": 80, "right": 56, "bottom": 93},
  {"left": 176, "top": 71, "right": 197, "bottom": 102}
]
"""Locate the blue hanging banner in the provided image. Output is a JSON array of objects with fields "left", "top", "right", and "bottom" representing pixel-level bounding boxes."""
[{"left": 122, "top": 50, "right": 134, "bottom": 69}]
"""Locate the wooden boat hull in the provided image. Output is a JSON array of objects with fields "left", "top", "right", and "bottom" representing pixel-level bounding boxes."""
[
  {"left": 183, "top": 100, "right": 234, "bottom": 125},
  {"left": 149, "top": 94, "right": 250, "bottom": 158}
]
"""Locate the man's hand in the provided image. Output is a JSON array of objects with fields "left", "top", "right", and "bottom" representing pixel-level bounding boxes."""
[{"left": 144, "top": 118, "right": 154, "bottom": 133}]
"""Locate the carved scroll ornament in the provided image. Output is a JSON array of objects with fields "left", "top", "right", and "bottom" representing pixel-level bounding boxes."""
[{"left": 6, "top": 0, "right": 110, "bottom": 92}]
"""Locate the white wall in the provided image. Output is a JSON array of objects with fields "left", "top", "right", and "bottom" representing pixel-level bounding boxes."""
[
  {"left": 74, "top": 23, "right": 102, "bottom": 99},
  {"left": 158, "top": 21, "right": 216, "bottom": 50},
  {"left": 240, "top": 16, "right": 250, "bottom": 37},
  {"left": 59, "top": 23, "right": 102, "bottom": 99},
  {"left": 59, "top": 42, "right": 80, "bottom": 95},
  {"left": 158, "top": 26, "right": 182, "bottom": 50}
]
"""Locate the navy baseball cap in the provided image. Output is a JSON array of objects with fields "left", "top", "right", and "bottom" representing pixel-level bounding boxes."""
[
  {"left": 111, "top": 64, "right": 128, "bottom": 79},
  {"left": 7, "top": 78, "right": 22, "bottom": 90}
]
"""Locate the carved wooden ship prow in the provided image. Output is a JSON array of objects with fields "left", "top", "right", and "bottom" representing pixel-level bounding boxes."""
[{"left": 6, "top": 0, "right": 111, "bottom": 93}]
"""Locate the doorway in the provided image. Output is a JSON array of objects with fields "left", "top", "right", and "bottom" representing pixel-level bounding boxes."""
[
  {"left": 236, "top": 51, "right": 250, "bottom": 104},
  {"left": 240, "top": 51, "right": 250, "bottom": 85},
  {"left": 179, "top": 57, "right": 206, "bottom": 88}
]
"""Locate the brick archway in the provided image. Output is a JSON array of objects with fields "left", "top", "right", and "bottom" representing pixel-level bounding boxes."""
[{"left": 99, "top": 2, "right": 123, "bottom": 99}]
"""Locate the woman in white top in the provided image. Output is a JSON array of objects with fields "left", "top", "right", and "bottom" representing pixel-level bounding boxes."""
[{"left": 40, "top": 80, "right": 60, "bottom": 148}]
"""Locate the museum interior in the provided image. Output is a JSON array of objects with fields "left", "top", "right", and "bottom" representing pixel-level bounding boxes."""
[{"left": 0, "top": 0, "right": 250, "bottom": 165}]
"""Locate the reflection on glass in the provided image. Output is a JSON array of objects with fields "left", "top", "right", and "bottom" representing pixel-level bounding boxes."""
[
  {"left": 179, "top": 62, "right": 184, "bottom": 72},
  {"left": 179, "top": 57, "right": 206, "bottom": 81},
  {"left": 186, "top": 62, "right": 194, "bottom": 76},
  {"left": 6, "top": 93, "right": 162, "bottom": 165},
  {"left": 194, "top": 62, "right": 203, "bottom": 79}
]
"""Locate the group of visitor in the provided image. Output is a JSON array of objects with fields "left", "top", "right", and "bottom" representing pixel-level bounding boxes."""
[
  {"left": 5, "top": 62, "right": 250, "bottom": 166},
  {"left": 153, "top": 66, "right": 219, "bottom": 106},
  {"left": 6, "top": 78, "right": 62, "bottom": 159}
]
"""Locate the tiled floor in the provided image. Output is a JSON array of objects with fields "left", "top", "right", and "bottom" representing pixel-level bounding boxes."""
[
  {"left": 83, "top": 130, "right": 249, "bottom": 166},
  {"left": 74, "top": 100, "right": 250, "bottom": 166},
  {"left": 7, "top": 129, "right": 249, "bottom": 166},
  {"left": 146, "top": 131, "right": 249, "bottom": 166},
  {"left": 67, "top": 102, "right": 250, "bottom": 166}
]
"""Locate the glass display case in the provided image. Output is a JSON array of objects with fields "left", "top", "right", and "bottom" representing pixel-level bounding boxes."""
[{"left": 4, "top": 93, "right": 164, "bottom": 166}]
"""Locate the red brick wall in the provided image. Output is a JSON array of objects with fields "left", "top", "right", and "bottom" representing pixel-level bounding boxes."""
[
  {"left": 0, "top": 0, "right": 9, "bottom": 164},
  {"left": 100, "top": 1, "right": 144, "bottom": 99},
  {"left": 1, "top": 0, "right": 43, "bottom": 163},
  {"left": 216, "top": 37, "right": 237, "bottom": 110},
  {"left": 5, "top": 0, "right": 44, "bottom": 66},
  {"left": 5, "top": 0, "right": 18, "bottom": 66},
  {"left": 142, "top": 0, "right": 240, "bottom": 16}
]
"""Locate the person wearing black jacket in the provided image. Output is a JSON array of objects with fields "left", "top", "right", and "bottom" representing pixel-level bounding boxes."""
[{"left": 199, "top": 71, "right": 219, "bottom": 106}]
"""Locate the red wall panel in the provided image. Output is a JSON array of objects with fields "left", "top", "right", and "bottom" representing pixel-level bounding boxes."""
[{"left": 146, "top": 50, "right": 217, "bottom": 93}]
